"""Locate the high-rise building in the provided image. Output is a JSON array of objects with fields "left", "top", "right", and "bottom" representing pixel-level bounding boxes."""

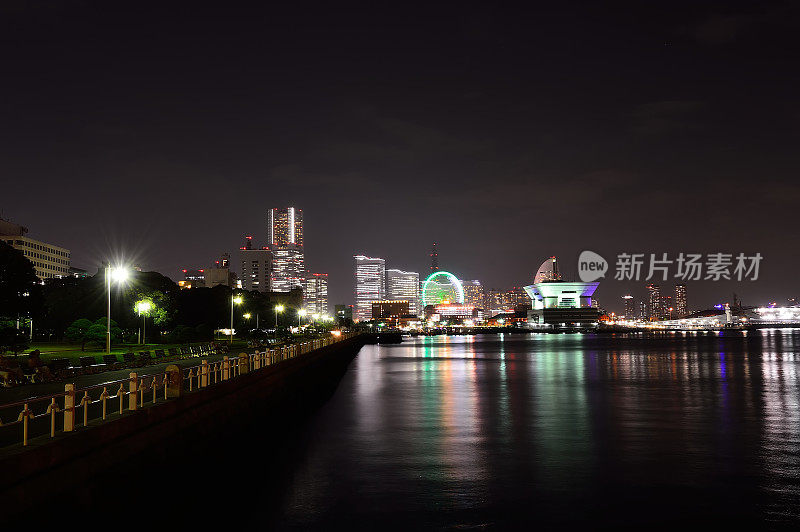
[
  {"left": 268, "top": 207, "right": 303, "bottom": 247},
  {"left": 430, "top": 242, "right": 439, "bottom": 273},
  {"left": 268, "top": 207, "right": 304, "bottom": 292},
  {"left": 675, "top": 284, "right": 687, "bottom": 318},
  {"left": 238, "top": 236, "right": 272, "bottom": 292},
  {"left": 354, "top": 255, "right": 385, "bottom": 321},
  {"left": 622, "top": 294, "right": 635, "bottom": 318},
  {"left": 647, "top": 283, "right": 661, "bottom": 321},
  {"left": 661, "top": 295, "right": 674, "bottom": 320},
  {"left": 304, "top": 272, "right": 329, "bottom": 314},
  {"left": 463, "top": 280, "right": 485, "bottom": 309},
  {"left": 180, "top": 268, "right": 206, "bottom": 289},
  {"left": 372, "top": 300, "right": 410, "bottom": 320},
  {"left": 270, "top": 247, "right": 304, "bottom": 292},
  {"left": 386, "top": 269, "right": 420, "bottom": 314},
  {"left": 205, "top": 253, "right": 236, "bottom": 288},
  {"left": 0, "top": 218, "right": 71, "bottom": 280},
  {"left": 335, "top": 304, "right": 354, "bottom": 322}
]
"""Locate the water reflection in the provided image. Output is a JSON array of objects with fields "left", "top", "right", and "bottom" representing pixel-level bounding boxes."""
[{"left": 274, "top": 330, "right": 800, "bottom": 528}]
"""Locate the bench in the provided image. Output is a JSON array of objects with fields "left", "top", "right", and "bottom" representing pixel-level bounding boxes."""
[{"left": 47, "top": 358, "right": 71, "bottom": 372}]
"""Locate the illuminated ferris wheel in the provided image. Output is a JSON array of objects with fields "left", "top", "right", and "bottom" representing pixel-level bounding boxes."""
[{"left": 421, "top": 271, "right": 465, "bottom": 308}]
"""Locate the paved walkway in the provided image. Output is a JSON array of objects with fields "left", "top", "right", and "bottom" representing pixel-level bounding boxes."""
[{"left": 0, "top": 352, "right": 242, "bottom": 404}]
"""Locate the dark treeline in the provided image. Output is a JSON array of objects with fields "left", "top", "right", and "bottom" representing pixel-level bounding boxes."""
[
  {"left": 2, "top": 240, "right": 304, "bottom": 346},
  {"left": 39, "top": 271, "right": 303, "bottom": 340}
]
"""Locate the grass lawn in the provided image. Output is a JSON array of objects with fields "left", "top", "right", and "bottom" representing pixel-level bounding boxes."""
[{"left": 24, "top": 340, "right": 251, "bottom": 363}]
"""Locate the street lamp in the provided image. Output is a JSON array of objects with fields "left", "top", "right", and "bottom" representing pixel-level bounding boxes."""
[
  {"left": 230, "top": 295, "right": 243, "bottom": 344},
  {"left": 274, "top": 304, "right": 285, "bottom": 335},
  {"left": 106, "top": 265, "right": 129, "bottom": 355},
  {"left": 298, "top": 308, "right": 307, "bottom": 328},
  {"left": 135, "top": 300, "right": 152, "bottom": 345}
]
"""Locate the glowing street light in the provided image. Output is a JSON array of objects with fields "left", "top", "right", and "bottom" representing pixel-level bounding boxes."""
[
  {"left": 243, "top": 313, "right": 252, "bottom": 320},
  {"left": 106, "top": 265, "right": 129, "bottom": 355},
  {"left": 275, "top": 304, "right": 285, "bottom": 330},
  {"left": 230, "top": 295, "right": 243, "bottom": 344},
  {"left": 298, "top": 308, "right": 307, "bottom": 327},
  {"left": 135, "top": 300, "right": 153, "bottom": 345}
]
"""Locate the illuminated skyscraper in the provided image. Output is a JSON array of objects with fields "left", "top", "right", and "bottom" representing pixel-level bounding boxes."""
[
  {"left": 661, "top": 295, "right": 674, "bottom": 319},
  {"left": 386, "top": 269, "right": 420, "bottom": 314},
  {"left": 675, "top": 284, "right": 687, "bottom": 317},
  {"left": 647, "top": 283, "right": 661, "bottom": 321},
  {"left": 622, "top": 294, "right": 635, "bottom": 318},
  {"left": 238, "top": 236, "right": 271, "bottom": 292},
  {"left": 463, "top": 280, "right": 485, "bottom": 309},
  {"left": 268, "top": 207, "right": 304, "bottom": 292},
  {"left": 354, "top": 255, "right": 385, "bottom": 321},
  {"left": 534, "top": 256, "right": 561, "bottom": 283},
  {"left": 271, "top": 247, "right": 304, "bottom": 292},
  {"left": 268, "top": 207, "right": 303, "bottom": 247},
  {"left": 304, "top": 272, "right": 329, "bottom": 314}
]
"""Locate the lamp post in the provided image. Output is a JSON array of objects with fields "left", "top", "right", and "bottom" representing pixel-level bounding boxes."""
[
  {"left": 274, "top": 304, "right": 285, "bottom": 337},
  {"left": 298, "top": 308, "right": 307, "bottom": 328},
  {"left": 135, "top": 300, "right": 152, "bottom": 345},
  {"left": 231, "top": 295, "right": 243, "bottom": 344},
  {"left": 106, "top": 265, "right": 129, "bottom": 355}
]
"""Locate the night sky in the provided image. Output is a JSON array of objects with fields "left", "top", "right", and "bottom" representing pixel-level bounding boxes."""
[{"left": 2, "top": 1, "right": 798, "bottom": 311}]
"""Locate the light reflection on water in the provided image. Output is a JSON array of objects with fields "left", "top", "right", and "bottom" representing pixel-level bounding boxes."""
[{"left": 274, "top": 331, "right": 800, "bottom": 529}]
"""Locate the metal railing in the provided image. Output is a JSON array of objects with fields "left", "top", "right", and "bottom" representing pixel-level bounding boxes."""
[{"left": 0, "top": 333, "right": 356, "bottom": 449}]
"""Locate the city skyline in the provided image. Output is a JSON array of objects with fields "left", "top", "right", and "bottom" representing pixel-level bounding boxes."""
[{"left": 1, "top": 2, "right": 798, "bottom": 310}]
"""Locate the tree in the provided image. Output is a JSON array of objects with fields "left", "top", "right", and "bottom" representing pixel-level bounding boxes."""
[
  {"left": 65, "top": 318, "right": 94, "bottom": 351},
  {"left": 132, "top": 289, "right": 175, "bottom": 327},
  {"left": 0, "top": 327, "right": 29, "bottom": 355},
  {"left": 64, "top": 317, "right": 122, "bottom": 350},
  {"left": 0, "top": 240, "right": 43, "bottom": 321},
  {"left": 93, "top": 317, "right": 123, "bottom": 346}
]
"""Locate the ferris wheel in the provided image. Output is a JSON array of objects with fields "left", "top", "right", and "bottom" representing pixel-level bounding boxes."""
[{"left": 421, "top": 271, "right": 465, "bottom": 308}]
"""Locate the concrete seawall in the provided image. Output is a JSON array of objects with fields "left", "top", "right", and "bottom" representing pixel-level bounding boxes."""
[{"left": 0, "top": 336, "right": 366, "bottom": 522}]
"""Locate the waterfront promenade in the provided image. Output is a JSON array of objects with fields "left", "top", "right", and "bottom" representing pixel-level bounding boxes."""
[{"left": 0, "top": 331, "right": 364, "bottom": 522}]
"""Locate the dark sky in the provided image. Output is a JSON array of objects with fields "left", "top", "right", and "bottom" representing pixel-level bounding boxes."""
[{"left": 1, "top": 1, "right": 798, "bottom": 311}]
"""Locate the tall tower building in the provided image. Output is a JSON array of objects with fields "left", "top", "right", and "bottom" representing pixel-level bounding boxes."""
[
  {"left": 268, "top": 207, "right": 304, "bottom": 292},
  {"left": 647, "top": 283, "right": 661, "bottom": 321},
  {"left": 661, "top": 295, "right": 674, "bottom": 320},
  {"left": 238, "top": 236, "right": 272, "bottom": 292},
  {"left": 430, "top": 242, "right": 439, "bottom": 273},
  {"left": 386, "top": 269, "right": 420, "bottom": 314},
  {"left": 675, "top": 284, "right": 687, "bottom": 318},
  {"left": 354, "top": 255, "right": 385, "bottom": 321},
  {"left": 622, "top": 294, "right": 635, "bottom": 319},
  {"left": 463, "top": 280, "right": 485, "bottom": 309},
  {"left": 304, "top": 272, "right": 329, "bottom": 314},
  {"left": 268, "top": 207, "right": 303, "bottom": 247}
]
